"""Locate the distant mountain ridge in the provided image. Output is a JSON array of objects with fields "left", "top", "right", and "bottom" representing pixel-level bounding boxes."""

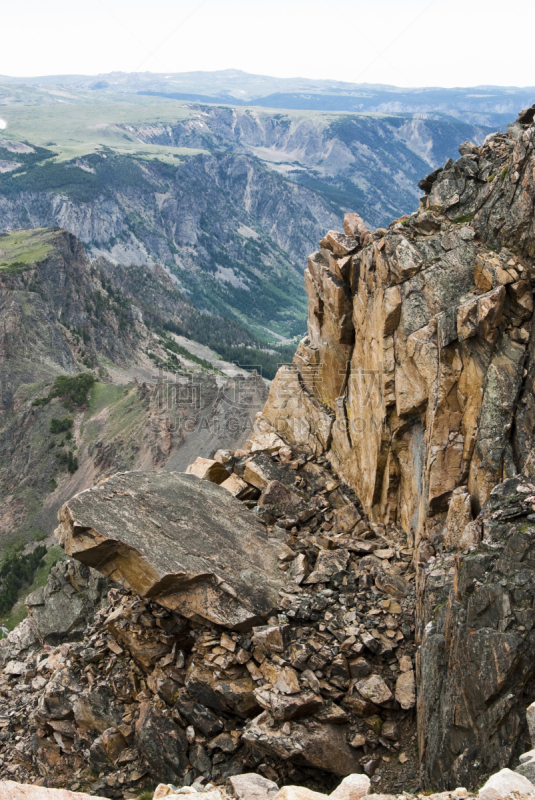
[{"left": 2, "top": 69, "right": 534, "bottom": 126}]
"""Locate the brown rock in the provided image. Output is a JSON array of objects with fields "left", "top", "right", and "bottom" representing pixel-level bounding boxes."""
[
  {"left": 243, "top": 713, "right": 363, "bottom": 775},
  {"left": 355, "top": 674, "right": 393, "bottom": 706},
  {"left": 305, "top": 550, "right": 350, "bottom": 584},
  {"left": 56, "top": 472, "right": 285, "bottom": 630},
  {"left": 220, "top": 474, "right": 249, "bottom": 498},
  {"left": 443, "top": 487, "right": 473, "bottom": 550},
  {"left": 185, "top": 457, "right": 230, "bottom": 484}
]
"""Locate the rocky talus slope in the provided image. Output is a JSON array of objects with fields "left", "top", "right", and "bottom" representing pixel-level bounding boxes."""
[{"left": 0, "top": 441, "right": 419, "bottom": 796}]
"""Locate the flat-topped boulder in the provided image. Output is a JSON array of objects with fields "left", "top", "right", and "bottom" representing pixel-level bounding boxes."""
[{"left": 55, "top": 471, "right": 285, "bottom": 630}]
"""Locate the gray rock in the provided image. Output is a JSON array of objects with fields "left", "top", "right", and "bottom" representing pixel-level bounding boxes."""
[
  {"left": 515, "top": 757, "right": 535, "bottom": 783},
  {"left": 228, "top": 773, "right": 279, "bottom": 800},
  {"left": 25, "top": 558, "right": 110, "bottom": 645}
]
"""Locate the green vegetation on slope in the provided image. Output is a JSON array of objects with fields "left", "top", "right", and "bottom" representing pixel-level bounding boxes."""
[
  {"left": 0, "top": 545, "right": 66, "bottom": 632},
  {"left": 0, "top": 228, "right": 56, "bottom": 270},
  {"left": 33, "top": 373, "right": 95, "bottom": 409}
]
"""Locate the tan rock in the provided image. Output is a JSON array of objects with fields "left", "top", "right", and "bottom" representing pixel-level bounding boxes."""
[
  {"left": 273, "top": 788, "right": 327, "bottom": 800},
  {"left": 185, "top": 457, "right": 230, "bottom": 484},
  {"left": 327, "top": 231, "right": 359, "bottom": 257},
  {"left": 228, "top": 774, "right": 279, "bottom": 800},
  {"left": 250, "top": 432, "right": 286, "bottom": 454},
  {"left": 153, "top": 786, "right": 173, "bottom": 800},
  {"left": 244, "top": 460, "right": 271, "bottom": 489},
  {"left": 395, "top": 670, "right": 415, "bottom": 709},
  {"left": 213, "top": 449, "right": 233, "bottom": 464},
  {"left": 443, "top": 487, "right": 473, "bottom": 550},
  {"left": 330, "top": 774, "right": 371, "bottom": 800},
  {"left": 355, "top": 674, "right": 393, "bottom": 705},
  {"left": 344, "top": 213, "right": 368, "bottom": 239},
  {"left": 479, "top": 768, "right": 535, "bottom": 800},
  {"left": 220, "top": 474, "right": 249, "bottom": 498}
]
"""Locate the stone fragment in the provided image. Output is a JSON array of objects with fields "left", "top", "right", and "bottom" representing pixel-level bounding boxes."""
[
  {"left": 135, "top": 703, "right": 188, "bottom": 783},
  {"left": 478, "top": 768, "right": 534, "bottom": 800},
  {"left": 220, "top": 474, "right": 249, "bottom": 498},
  {"left": 56, "top": 472, "right": 284, "bottom": 630},
  {"left": 185, "top": 664, "right": 258, "bottom": 717},
  {"left": 258, "top": 481, "right": 303, "bottom": 517},
  {"left": 214, "top": 449, "right": 233, "bottom": 463},
  {"left": 344, "top": 213, "right": 368, "bottom": 239},
  {"left": 273, "top": 788, "right": 326, "bottom": 800},
  {"left": 244, "top": 460, "right": 272, "bottom": 489},
  {"left": 250, "top": 433, "right": 286, "bottom": 454},
  {"left": 327, "top": 231, "right": 359, "bottom": 257},
  {"left": 395, "top": 670, "right": 415, "bottom": 710},
  {"left": 355, "top": 674, "right": 393, "bottom": 706},
  {"left": 252, "top": 624, "right": 289, "bottom": 654},
  {"left": 305, "top": 550, "right": 350, "bottom": 584},
  {"left": 228, "top": 774, "right": 279, "bottom": 800},
  {"left": 332, "top": 505, "right": 361, "bottom": 533},
  {"left": 153, "top": 786, "right": 173, "bottom": 800},
  {"left": 254, "top": 689, "right": 323, "bottom": 721},
  {"left": 185, "top": 457, "right": 230, "bottom": 484},
  {"left": 330, "top": 774, "right": 371, "bottom": 800}
]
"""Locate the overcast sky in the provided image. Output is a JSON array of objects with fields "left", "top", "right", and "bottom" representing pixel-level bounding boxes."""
[{"left": 2, "top": 0, "right": 533, "bottom": 88}]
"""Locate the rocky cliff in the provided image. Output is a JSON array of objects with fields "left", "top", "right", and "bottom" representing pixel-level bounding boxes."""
[
  {"left": 251, "top": 105, "right": 535, "bottom": 789},
  {"left": 3, "top": 107, "right": 535, "bottom": 797}
]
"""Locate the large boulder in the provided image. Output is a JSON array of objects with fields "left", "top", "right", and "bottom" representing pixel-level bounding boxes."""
[
  {"left": 243, "top": 712, "right": 362, "bottom": 776},
  {"left": 56, "top": 471, "right": 285, "bottom": 630}
]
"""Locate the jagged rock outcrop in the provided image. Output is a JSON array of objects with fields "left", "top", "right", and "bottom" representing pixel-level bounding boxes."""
[
  {"left": 418, "top": 475, "right": 535, "bottom": 789},
  {"left": 253, "top": 107, "right": 535, "bottom": 790}
]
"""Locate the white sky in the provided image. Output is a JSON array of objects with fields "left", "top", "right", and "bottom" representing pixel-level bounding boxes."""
[{"left": 1, "top": 0, "right": 534, "bottom": 88}]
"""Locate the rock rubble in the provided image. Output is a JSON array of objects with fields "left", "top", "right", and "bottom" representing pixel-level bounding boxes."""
[{"left": 0, "top": 441, "right": 418, "bottom": 796}]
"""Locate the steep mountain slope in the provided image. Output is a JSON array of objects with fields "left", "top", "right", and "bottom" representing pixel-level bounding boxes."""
[
  {"left": 0, "top": 227, "right": 268, "bottom": 553},
  {"left": 126, "top": 105, "right": 491, "bottom": 227},
  {"left": 0, "top": 94, "right": 491, "bottom": 337}
]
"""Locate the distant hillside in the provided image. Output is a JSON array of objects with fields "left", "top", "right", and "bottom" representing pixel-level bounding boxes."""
[
  {"left": 0, "top": 89, "right": 493, "bottom": 337},
  {"left": 2, "top": 69, "right": 534, "bottom": 127},
  {"left": 0, "top": 227, "right": 273, "bottom": 552}
]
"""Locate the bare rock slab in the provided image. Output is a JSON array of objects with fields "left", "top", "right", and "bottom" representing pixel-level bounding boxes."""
[
  {"left": 56, "top": 471, "right": 285, "bottom": 630},
  {"left": 0, "top": 782, "right": 109, "bottom": 800}
]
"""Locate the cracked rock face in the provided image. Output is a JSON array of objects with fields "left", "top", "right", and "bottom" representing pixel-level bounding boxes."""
[
  {"left": 55, "top": 471, "right": 285, "bottom": 630},
  {"left": 256, "top": 114, "right": 535, "bottom": 567}
]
